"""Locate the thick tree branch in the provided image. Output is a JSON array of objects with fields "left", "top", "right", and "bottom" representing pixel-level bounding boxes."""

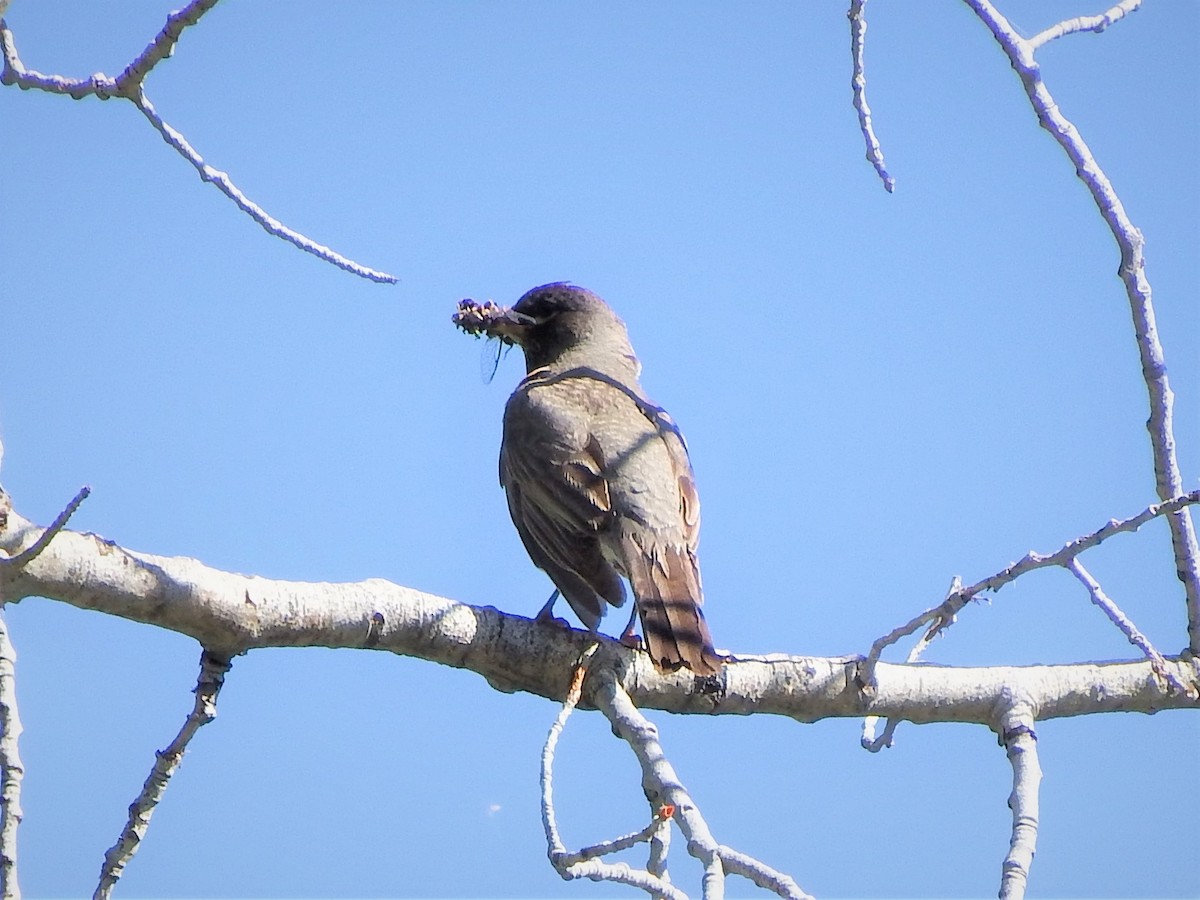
[
  {"left": 1, "top": 504, "right": 1197, "bottom": 724},
  {"left": 963, "top": 0, "right": 1200, "bottom": 651}
]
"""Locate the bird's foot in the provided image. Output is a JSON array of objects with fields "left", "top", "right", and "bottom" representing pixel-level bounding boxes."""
[
  {"left": 535, "top": 590, "right": 571, "bottom": 629},
  {"left": 618, "top": 628, "right": 644, "bottom": 650},
  {"left": 535, "top": 607, "right": 572, "bottom": 630}
]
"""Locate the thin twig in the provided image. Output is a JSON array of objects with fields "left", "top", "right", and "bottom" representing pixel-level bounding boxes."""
[
  {"left": 717, "top": 845, "right": 809, "bottom": 899},
  {"left": 593, "top": 673, "right": 726, "bottom": 900},
  {"left": 865, "top": 491, "right": 1200, "bottom": 673},
  {"left": 996, "top": 694, "right": 1041, "bottom": 900},
  {"left": 1, "top": 0, "right": 215, "bottom": 98},
  {"left": 647, "top": 809, "right": 672, "bottom": 898},
  {"left": 132, "top": 90, "right": 396, "bottom": 283},
  {"left": 863, "top": 578, "right": 962, "bottom": 749},
  {"left": 1029, "top": 0, "right": 1142, "bottom": 50},
  {"left": 1066, "top": 559, "right": 1187, "bottom": 694},
  {"left": 848, "top": 0, "right": 895, "bottom": 192},
  {"left": 0, "top": 609, "right": 24, "bottom": 900},
  {"left": 0, "top": 8, "right": 398, "bottom": 284},
  {"left": 115, "top": 0, "right": 221, "bottom": 93},
  {"left": 539, "top": 646, "right": 684, "bottom": 897},
  {"left": 963, "top": 0, "right": 1200, "bottom": 652},
  {"left": 540, "top": 644, "right": 595, "bottom": 862},
  {"left": 93, "top": 650, "right": 232, "bottom": 900},
  {"left": 594, "top": 672, "right": 812, "bottom": 900},
  {"left": 1, "top": 485, "right": 90, "bottom": 570},
  {"left": 570, "top": 817, "right": 673, "bottom": 867},
  {"left": 955, "top": 491, "right": 1200, "bottom": 606}
]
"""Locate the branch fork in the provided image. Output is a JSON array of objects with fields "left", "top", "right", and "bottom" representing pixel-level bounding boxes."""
[{"left": 0, "top": 1, "right": 397, "bottom": 283}]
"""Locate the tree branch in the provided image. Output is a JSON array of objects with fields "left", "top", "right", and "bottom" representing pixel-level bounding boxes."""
[
  {"left": 0, "top": 5, "right": 398, "bottom": 284},
  {"left": 862, "top": 577, "right": 961, "bottom": 751},
  {"left": 996, "top": 694, "right": 1041, "bottom": 900},
  {"left": 593, "top": 671, "right": 812, "bottom": 900},
  {"left": 847, "top": 0, "right": 895, "bottom": 192},
  {"left": 539, "top": 645, "right": 683, "bottom": 895},
  {"left": 865, "top": 492, "right": 1200, "bottom": 680},
  {"left": 1028, "top": 0, "right": 1142, "bottom": 50},
  {"left": 93, "top": 650, "right": 231, "bottom": 900},
  {"left": 0, "top": 503, "right": 1197, "bottom": 723},
  {"left": 962, "top": 0, "right": 1200, "bottom": 652},
  {"left": 114, "top": 0, "right": 221, "bottom": 93},
  {"left": 1066, "top": 558, "right": 1184, "bottom": 692},
  {"left": 0, "top": 485, "right": 89, "bottom": 570},
  {"left": 0, "top": 609, "right": 23, "bottom": 900}
]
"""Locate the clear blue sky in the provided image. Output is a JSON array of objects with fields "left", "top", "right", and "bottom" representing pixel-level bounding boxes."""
[{"left": 1, "top": 2, "right": 1197, "bottom": 897}]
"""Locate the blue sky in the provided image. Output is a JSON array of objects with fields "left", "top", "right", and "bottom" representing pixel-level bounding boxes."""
[{"left": 1, "top": 1, "right": 1197, "bottom": 897}]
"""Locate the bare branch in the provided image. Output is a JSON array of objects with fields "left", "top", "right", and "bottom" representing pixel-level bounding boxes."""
[
  {"left": 539, "top": 645, "right": 686, "bottom": 897},
  {"left": 847, "top": 0, "right": 895, "bottom": 192},
  {"left": 1029, "top": 0, "right": 1142, "bottom": 50},
  {"left": 865, "top": 492, "right": 1200, "bottom": 674},
  {"left": 1, "top": 503, "right": 1197, "bottom": 723},
  {"left": 594, "top": 671, "right": 812, "bottom": 900},
  {"left": 1, "top": 19, "right": 114, "bottom": 98},
  {"left": 1066, "top": 559, "right": 1188, "bottom": 695},
  {"left": 0, "top": 485, "right": 90, "bottom": 570},
  {"left": 0, "top": 609, "right": 23, "bottom": 900},
  {"left": 963, "top": 0, "right": 1200, "bottom": 651},
  {"left": 93, "top": 650, "right": 231, "bottom": 900},
  {"left": 131, "top": 89, "right": 397, "bottom": 283},
  {"left": 594, "top": 673, "right": 728, "bottom": 899},
  {"left": 717, "top": 845, "right": 810, "bottom": 900},
  {"left": 862, "top": 577, "right": 961, "bottom": 749},
  {"left": 1, "top": 0, "right": 217, "bottom": 99},
  {"left": 996, "top": 695, "right": 1041, "bottom": 900},
  {"left": 956, "top": 492, "right": 1200, "bottom": 599},
  {"left": 115, "top": 0, "right": 221, "bottom": 93},
  {"left": 647, "top": 810, "right": 672, "bottom": 894},
  {"left": 0, "top": 10, "right": 398, "bottom": 284},
  {"left": 540, "top": 653, "right": 584, "bottom": 863}
]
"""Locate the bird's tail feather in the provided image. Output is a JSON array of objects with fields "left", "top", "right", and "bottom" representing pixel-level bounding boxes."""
[{"left": 623, "top": 537, "right": 722, "bottom": 675}]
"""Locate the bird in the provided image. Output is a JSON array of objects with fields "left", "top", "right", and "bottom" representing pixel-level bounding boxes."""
[{"left": 454, "top": 283, "right": 723, "bottom": 675}]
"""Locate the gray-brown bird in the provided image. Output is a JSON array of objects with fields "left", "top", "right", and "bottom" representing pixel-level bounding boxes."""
[{"left": 454, "top": 283, "right": 722, "bottom": 675}]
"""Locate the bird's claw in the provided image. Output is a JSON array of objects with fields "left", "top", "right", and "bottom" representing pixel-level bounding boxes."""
[{"left": 535, "top": 607, "right": 572, "bottom": 630}]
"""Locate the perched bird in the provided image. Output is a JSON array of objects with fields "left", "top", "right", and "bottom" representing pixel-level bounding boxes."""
[{"left": 454, "top": 283, "right": 722, "bottom": 675}]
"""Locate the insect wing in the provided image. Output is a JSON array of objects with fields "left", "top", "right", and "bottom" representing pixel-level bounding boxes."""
[{"left": 480, "top": 337, "right": 504, "bottom": 384}]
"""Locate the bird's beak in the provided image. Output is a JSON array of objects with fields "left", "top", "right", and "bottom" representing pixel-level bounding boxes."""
[
  {"left": 453, "top": 299, "right": 539, "bottom": 346},
  {"left": 484, "top": 307, "right": 539, "bottom": 345}
]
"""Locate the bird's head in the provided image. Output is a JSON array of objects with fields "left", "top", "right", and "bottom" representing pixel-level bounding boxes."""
[{"left": 454, "top": 283, "right": 639, "bottom": 376}]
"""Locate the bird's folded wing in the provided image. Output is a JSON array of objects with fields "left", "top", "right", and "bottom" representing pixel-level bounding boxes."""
[{"left": 501, "top": 411, "right": 626, "bottom": 618}]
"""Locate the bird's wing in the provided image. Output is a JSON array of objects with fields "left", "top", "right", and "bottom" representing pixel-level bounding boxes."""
[
  {"left": 566, "top": 378, "right": 717, "bottom": 672},
  {"left": 658, "top": 412, "right": 702, "bottom": 561},
  {"left": 500, "top": 385, "right": 626, "bottom": 628}
]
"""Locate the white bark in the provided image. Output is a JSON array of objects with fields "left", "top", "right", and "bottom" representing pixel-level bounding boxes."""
[{"left": 1, "top": 504, "right": 1196, "bottom": 723}]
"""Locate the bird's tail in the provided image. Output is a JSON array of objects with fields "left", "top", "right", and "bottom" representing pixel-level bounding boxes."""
[{"left": 622, "top": 537, "right": 722, "bottom": 675}]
